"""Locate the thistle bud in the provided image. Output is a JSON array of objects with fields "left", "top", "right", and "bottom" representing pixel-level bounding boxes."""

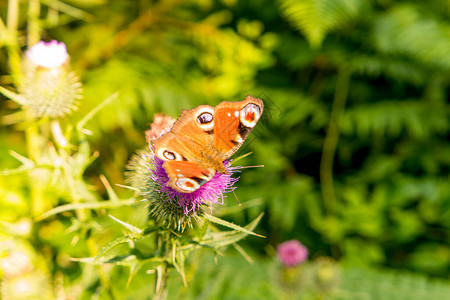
[{"left": 19, "top": 40, "right": 81, "bottom": 118}]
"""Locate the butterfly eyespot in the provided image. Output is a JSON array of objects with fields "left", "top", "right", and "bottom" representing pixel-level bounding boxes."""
[
  {"left": 176, "top": 177, "right": 201, "bottom": 192},
  {"left": 240, "top": 103, "right": 261, "bottom": 128},
  {"left": 197, "top": 112, "right": 213, "bottom": 124},
  {"left": 196, "top": 110, "right": 215, "bottom": 132},
  {"left": 156, "top": 148, "right": 183, "bottom": 161},
  {"left": 163, "top": 150, "right": 176, "bottom": 160}
]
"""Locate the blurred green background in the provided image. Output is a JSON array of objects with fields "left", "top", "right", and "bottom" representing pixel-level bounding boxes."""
[{"left": 1, "top": 0, "right": 449, "bottom": 299}]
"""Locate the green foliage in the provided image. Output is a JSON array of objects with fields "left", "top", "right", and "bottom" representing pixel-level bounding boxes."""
[
  {"left": 373, "top": 4, "right": 450, "bottom": 69},
  {"left": 168, "top": 255, "right": 450, "bottom": 300}
]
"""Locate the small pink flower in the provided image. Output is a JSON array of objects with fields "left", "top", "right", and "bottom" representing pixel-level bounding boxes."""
[
  {"left": 26, "top": 40, "right": 68, "bottom": 68},
  {"left": 277, "top": 240, "right": 308, "bottom": 267}
]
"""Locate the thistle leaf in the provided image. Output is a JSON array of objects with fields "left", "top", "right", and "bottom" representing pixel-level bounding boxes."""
[
  {"left": 126, "top": 260, "right": 143, "bottom": 287},
  {"left": 100, "top": 175, "right": 119, "bottom": 202},
  {"left": 93, "top": 236, "right": 130, "bottom": 263},
  {"left": 172, "top": 241, "right": 188, "bottom": 287},
  {"left": 108, "top": 214, "right": 143, "bottom": 235},
  {"left": 203, "top": 212, "right": 265, "bottom": 238},
  {"left": 0, "top": 86, "right": 25, "bottom": 105},
  {"left": 76, "top": 92, "right": 119, "bottom": 132},
  {"left": 35, "top": 199, "right": 137, "bottom": 221},
  {"left": 180, "top": 213, "right": 265, "bottom": 250},
  {"left": 232, "top": 243, "right": 254, "bottom": 264}
]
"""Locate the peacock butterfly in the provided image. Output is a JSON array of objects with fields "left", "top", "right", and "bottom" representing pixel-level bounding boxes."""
[{"left": 152, "top": 95, "right": 263, "bottom": 193}]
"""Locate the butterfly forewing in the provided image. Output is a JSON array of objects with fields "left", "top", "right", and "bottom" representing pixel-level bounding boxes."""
[
  {"left": 214, "top": 96, "right": 264, "bottom": 160},
  {"left": 153, "top": 132, "right": 198, "bottom": 163},
  {"left": 170, "top": 105, "right": 215, "bottom": 147}
]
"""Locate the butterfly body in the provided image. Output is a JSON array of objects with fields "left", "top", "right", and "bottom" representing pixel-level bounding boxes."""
[{"left": 152, "top": 95, "right": 263, "bottom": 193}]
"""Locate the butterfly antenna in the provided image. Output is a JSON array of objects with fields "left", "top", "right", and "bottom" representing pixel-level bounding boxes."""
[
  {"left": 233, "top": 190, "right": 241, "bottom": 206},
  {"left": 239, "top": 164, "right": 264, "bottom": 169},
  {"left": 230, "top": 152, "right": 253, "bottom": 165}
]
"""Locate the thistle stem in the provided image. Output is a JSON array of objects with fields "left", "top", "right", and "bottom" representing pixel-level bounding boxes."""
[
  {"left": 7, "top": 0, "right": 19, "bottom": 30},
  {"left": 26, "top": 121, "right": 51, "bottom": 217},
  {"left": 154, "top": 233, "right": 172, "bottom": 300},
  {"left": 27, "top": 0, "right": 41, "bottom": 46},
  {"left": 154, "top": 263, "right": 169, "bottom": 300},
  {"left": 24, "top": 0, "right": 51, "bottom": 217},
  {"left": 6, "top": 0, "right": 22, "bottom": 84}
]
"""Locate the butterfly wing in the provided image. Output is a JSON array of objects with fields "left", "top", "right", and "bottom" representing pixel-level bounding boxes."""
[
  {"left": 163, "top": 160, "right": 214, "bottom": 193},
  {"left": 152, "top": 105, "right": 217, "bottom": 193},
  {"left": 170, "top": 105, "right": 215, "bottom": 147},
  {"left": 214, "top": 95, "right": 264, "bottom": 160}
]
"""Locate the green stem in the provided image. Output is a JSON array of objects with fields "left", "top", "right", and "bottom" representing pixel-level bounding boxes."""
[
  {"left": 25, "top": 0, "right": 50, "bottom": 217},
  {"left": 154, "top": 263, "right": 169, "bottom": 300},
  {"left": 7, "top": 0, "right": 19, "bottom": 30},
  {"left": 154, "top": 233, "right": 172, "bottom": 300},
  {"left": 320, "top": 68, "right": 351, "bottom": 214},
  {"left": 26, "top": 123, "right": 50, "bottom": 217},
  {"left": 6, "top": 0, "right": 22, "bottom": 83},
  {"left": 27, "top": 0, "right": 41, "bottom": 46}
]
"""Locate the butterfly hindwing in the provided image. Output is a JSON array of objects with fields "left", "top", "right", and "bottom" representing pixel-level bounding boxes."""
[{"left": 163, "top": 160, "right": 214, "bottom": 193}]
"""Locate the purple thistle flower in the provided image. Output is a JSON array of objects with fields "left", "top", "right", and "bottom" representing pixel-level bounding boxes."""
[
  {"left": 126, "top": 114, "right": 243, "bottom": 231},
  {"left": 150, "top": 149, "right": 240, "bottom": 215},
  {"left": 277, "top": 240, "right": 308, "bottom": 267},
  {"left": 140, "top": 114, "right": 241, "bottom": 216}
]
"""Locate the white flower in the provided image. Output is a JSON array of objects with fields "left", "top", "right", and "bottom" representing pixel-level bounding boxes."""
[{"left": 26, "top": 40, "right": 69, "bottom": 68}]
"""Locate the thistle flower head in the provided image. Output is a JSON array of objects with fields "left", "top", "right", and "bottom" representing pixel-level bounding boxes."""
[
  {"left": 126, "top": 149, "right": 200, "bottom": 231},
  {"left": 26, "top": 40, "right": 69, "bottom": 69},
  {"left": 20, "top": 40, "right": 81, "bottom": 118},
  {"left": 150, "top": 155, "right": 239, "bottom": 215},
  {"left": 277, "top": 240, "right": 309, "bottom": 267},
  {"left": 127, "top": 114, "right": 240, "bottom": 231}
]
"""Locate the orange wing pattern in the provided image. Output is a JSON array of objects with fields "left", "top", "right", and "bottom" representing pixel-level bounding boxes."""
[{"left": 151, "top": 95, "right": 263, "bottom": 193}]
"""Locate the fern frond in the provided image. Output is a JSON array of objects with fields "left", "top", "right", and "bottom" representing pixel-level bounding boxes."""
[
  {"left": 349, "top": 54, "right": 427, "bottom": 85},
  {"left": 279, "top": 0, "right": 370, "bottom": 48},
  {"left": 341, "top": 100, "right": 449, "bottom": 139},
  {"left": 374, "top": 5, "right": 450, "bottom": 69}
]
